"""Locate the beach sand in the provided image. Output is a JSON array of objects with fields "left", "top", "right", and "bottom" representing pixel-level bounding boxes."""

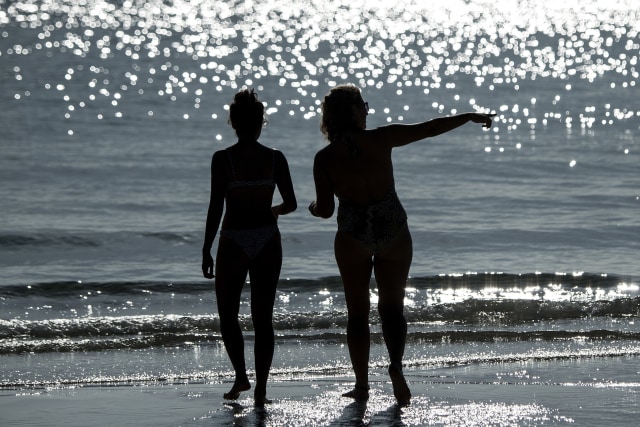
[{"left": 2, "top": 359, "right": 638, "bottom": 426}]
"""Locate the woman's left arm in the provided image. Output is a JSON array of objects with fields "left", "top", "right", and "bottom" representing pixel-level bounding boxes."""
[
  {"left": 374, "top": 112, "right": 495, "bottom": 148},
  {"left": 272, "top": 150, "right": 297, "bottom": 217}
]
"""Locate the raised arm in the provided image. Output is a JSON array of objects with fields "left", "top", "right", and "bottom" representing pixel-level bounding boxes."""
[
  {"left": 375, "top": 112, "right": 495, "bottom": 147},
  {"left": 202, "top": 151, "right": 228, "bottom": 278},
  {"left": 272, "top": 150, "right": 298, "bottom": 217}
]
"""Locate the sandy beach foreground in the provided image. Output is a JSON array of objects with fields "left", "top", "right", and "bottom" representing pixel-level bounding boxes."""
[{"left": 2, "top": 358, "right": 638, "bottom": 427}]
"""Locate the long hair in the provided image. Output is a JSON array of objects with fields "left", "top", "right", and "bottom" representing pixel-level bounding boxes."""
[
  {"left": 320, "top": 84, "right": 362, "bottom": 144},
  {"left": 228, "top": 89, "right": 265, "bottom": 137}
]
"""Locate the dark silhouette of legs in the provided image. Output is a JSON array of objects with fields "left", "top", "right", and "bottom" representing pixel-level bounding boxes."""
[
  {"left": 374, "top": 226, "right": 412, "bottom": 405},
  {"left": 334, "top": 231, "right": 374, "bottom": 399},
  {"left": 215, "top": 236, "right": 252, "bottom": 400},
  {"left": 334, "top": 225, "right": 413, "bottom": 405},
  {"left": 248, "top": 234, "right": 282, "bottom": 406},
  {"left": 215, "top": 233, "right": 282, "bottom": 405}
]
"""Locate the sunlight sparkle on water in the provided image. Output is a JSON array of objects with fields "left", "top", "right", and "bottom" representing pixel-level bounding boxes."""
[
  {"left": 3, "top": 0, "right": 639, "bottom": 145},
  {"left": 220, "top": 389, "right": 564, "bottom": 426}
]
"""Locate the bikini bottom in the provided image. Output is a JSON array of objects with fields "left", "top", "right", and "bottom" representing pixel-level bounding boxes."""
[
  {"left": 337, "top": 191, "right": 408, "bottom": 254},
  {"left": 220, "top": 225, "right": 279, "bottom": 259}
]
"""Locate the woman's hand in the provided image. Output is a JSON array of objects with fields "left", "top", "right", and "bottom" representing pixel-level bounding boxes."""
[
  {"left": 469, "top": 113, "right": 496, "bottom": 128},
  {"left": 202, "top": 251, "right": 214, "bottom": 279}
]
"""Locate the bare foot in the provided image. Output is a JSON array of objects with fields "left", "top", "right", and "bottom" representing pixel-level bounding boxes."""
[
  {"left": 341, "top": 384, "right": 369, "bottom": 401},
  {"left": 388, "top": 363, "right": 411, "bottom": 406},
  {"left": 254, "top": 394, "right": 272, "bottom": 407},
  {"left": 223, "top": 379, "right": 251, "bottom": 400}
]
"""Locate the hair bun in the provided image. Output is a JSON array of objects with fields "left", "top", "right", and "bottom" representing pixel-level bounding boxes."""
[{"left": 234, "top": 88, "right": 259, "bottom": 105}]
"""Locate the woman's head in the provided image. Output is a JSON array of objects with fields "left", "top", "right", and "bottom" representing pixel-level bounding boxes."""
[
  {"left": 320, "top": 84, "right": 367, "bottom": 142},
  {"left": 228, "top": 89, "right": 265, "bottom": 138}
]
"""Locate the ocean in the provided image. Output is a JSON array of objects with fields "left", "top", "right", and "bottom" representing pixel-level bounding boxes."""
[{"left": 1, "top": 0, "right": 639, "bottom": 425}]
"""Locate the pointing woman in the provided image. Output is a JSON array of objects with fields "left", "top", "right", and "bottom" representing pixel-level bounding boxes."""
[{"left": 309, "top": 84, "right": 494, "bottom": 405}]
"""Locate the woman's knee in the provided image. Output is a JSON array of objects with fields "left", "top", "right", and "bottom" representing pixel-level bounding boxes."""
[
  {"left": 218, "top": 315, "right": 241, "bottom": 337},
  {"left": 347, "top": 311, "right": 370, "bottom": 331},
  {"left": 252, "top": 317, "right": 275, "bottom": 344},
  {"left": 378, "top": 301, "right": 405, "bottom": 323},
  {"left": 253, "top": 321, "right": 274, "bottom": 337},
  {"left": 251, "top": 303, "right": 274, "bottom": 322}
]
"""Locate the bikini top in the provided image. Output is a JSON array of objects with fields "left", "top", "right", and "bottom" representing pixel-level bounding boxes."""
[{"left": 226, "top": 148, "right": 276, "bottom": 190}]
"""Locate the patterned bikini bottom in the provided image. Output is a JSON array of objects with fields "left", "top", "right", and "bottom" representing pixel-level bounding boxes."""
[{"left": 337, "top": 191, "right": 408, "bottom": 254}]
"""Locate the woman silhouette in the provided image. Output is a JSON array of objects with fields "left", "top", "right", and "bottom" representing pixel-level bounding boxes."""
[
  {"left": 309, "top": 84, "right": 494, "bottom": 405},
  {"left": 202, "top": 89, "right": 297, "bottom": 406}
]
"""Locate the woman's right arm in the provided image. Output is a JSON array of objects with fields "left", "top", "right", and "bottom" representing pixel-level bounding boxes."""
[
  {"left": 202, "top": 151, "right": 227, "bottom": 279},
  {"left": 309, "top": 149, "right": 335, "bottom": 219}
]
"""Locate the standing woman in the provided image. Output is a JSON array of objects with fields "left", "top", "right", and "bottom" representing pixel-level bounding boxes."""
[
  {"left": 202, "top": 89, "right": 297, "bottom": 406},
  {"left": 309, "top": 84, "right": 493, "bottom": 406}
]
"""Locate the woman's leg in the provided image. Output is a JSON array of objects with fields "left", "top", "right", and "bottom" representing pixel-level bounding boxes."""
[
  {"left": 215, "top": 236, "right": 251, "bottom": 399},
  {"left": 334, "top": 231, "right": 374, "bottom": 399},
  {"left": 248, "top": 232, "right": 282, "bottom": 406},
  {"left": 374, "top": 225, "right": 413, "bottom": 405}
]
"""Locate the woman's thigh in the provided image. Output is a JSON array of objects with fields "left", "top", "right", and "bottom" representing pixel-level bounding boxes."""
[
  {"left": 215, "top": 236, "right": 250, "bottom": 313},
  {"left": 334, "top": 231, "right": 374, "bottom": 314},
  {"left": 373, "top": 226, "right": 412, "bottom": 304},
  {"left": 249, "top": 233, "right": 282, "bottom": 316}
]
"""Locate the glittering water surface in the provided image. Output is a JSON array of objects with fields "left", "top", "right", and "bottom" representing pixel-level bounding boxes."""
[{"left": 3, "top": 0, "right": 638, "bottom": 132}]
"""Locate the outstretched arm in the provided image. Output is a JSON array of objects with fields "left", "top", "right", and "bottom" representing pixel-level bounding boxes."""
[
  {"left": 201, "top": 152, "right": 227, "bottom": 279},
  {"left": 272, "top": 150, "right": 298, "bottom": 217},
  {"left": 375, "top": 112, "right": 495, "bottom": 147}
]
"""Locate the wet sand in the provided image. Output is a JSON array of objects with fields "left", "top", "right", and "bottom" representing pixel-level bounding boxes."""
[{"left": 2, "top": 361, "right": 638, "bottom": 426}]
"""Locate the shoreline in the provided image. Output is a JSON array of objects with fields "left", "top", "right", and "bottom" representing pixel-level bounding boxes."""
[{"left": 2, "top": 360, "right": 638, "bottom": 427}]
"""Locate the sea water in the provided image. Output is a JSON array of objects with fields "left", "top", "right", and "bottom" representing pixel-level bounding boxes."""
[{"left": 1, "top": 0, "right": 639, "bottom": 423}]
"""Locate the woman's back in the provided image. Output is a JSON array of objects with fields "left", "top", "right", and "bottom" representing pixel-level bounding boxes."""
[
  {"left": 216, "top": 142, "right": 280, "bottom": 230},
  {"left": 316, "top": 128, "right": 397, "bottom": 205}
]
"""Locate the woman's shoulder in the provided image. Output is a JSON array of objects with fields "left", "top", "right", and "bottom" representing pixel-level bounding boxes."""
[
  {"left": 257, "top": 144, "right": 288, "bottom": 163},
  {"left": 211, "top": 148, "right": 229, "bottom": 161},
  {"left": 313, "top": 142, "right": 340, "bottom": 163},
  {"left": 255, "top": 142, "right": 281, "bottom": 155},
  {"left": 359, "top": 126, "right": 393, "bottom": 146}
]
